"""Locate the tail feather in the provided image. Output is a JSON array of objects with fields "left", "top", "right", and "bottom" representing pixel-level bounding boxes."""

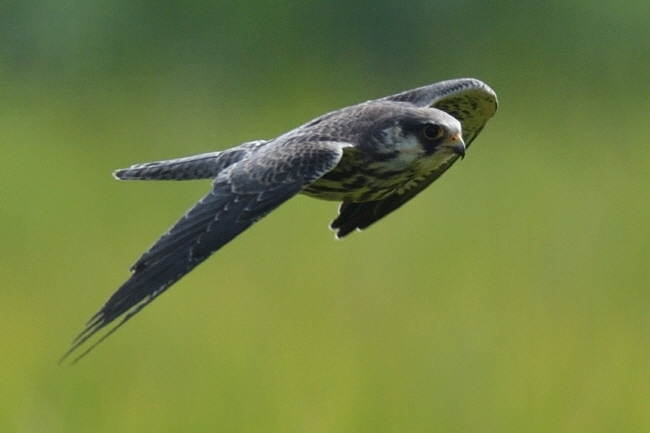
[{"left": 114, "top": 140, "right": 267, "bottom": 181}]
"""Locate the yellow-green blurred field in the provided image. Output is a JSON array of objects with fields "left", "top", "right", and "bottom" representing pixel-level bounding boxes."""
[{"left": 2, "top": 2, "right": 649, "bottom": 432}]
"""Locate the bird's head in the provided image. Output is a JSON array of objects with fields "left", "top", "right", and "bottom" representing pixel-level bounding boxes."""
[
  {"left": 398, "top": 108, "right": 466, "bottom": 158},
  {"left": 367, "top": 105, "right": 466, "bottom": 169}
]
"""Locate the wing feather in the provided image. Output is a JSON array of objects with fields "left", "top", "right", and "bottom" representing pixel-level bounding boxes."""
[{"left": 61, "top": 141, "right": 347, "bottom": 363}]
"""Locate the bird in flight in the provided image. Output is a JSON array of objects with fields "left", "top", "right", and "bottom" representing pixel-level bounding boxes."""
[{"left": 61, "top": 78, "right": 497, "bottom": 363}]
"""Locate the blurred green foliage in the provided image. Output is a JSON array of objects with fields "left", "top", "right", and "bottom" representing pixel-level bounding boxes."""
[{"left": 1, "top": 1, "right": 649, "bottom": 432}]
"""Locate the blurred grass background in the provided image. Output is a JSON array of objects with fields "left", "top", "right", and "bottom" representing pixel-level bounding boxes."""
[{"left": 2, "top": 1, "right": 650, "bottom": 432}]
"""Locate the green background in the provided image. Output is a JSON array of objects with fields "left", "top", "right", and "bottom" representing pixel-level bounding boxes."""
[{"left": 2, "top": 1, "right": 649, "bottom": 431}]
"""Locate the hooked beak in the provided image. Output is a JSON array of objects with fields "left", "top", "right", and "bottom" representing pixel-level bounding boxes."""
[{"left": 444, "top": 132, "right": 466, "bottom": 159}]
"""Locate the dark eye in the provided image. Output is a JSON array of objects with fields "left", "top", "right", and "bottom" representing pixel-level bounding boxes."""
[{"left": 422, "top": 124, "right": 444, "bottom": 141}]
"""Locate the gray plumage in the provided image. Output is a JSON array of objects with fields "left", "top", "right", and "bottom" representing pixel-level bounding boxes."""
[{"left": 61, "top": 78, "right": 497, "bottom": 363}]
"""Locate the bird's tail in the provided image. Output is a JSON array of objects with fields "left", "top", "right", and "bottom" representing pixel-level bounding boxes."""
[
  {"left": 113, "top": 151, "right": 226, "bottom": 181},
  {"left": 114, "top": 140, "right": 267, "bottom": 181}
]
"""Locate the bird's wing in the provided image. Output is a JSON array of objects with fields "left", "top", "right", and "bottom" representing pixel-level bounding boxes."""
[
  {"left": 331, "top": 79, "right": 497, "bottom": 238},
  {"left": 114, "top": 140, "right": 267, "bottom": 181},
  {"left": 61, "top": 140, "right": 348, "bottom": 363}
]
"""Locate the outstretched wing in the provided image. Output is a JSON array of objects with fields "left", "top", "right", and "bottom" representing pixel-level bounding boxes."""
[
  {"left": 61, "top": 140, "right": 348, "bottom": 363},
  {"left": 331, "top": 78, "right": 497, "bottom": 238}
]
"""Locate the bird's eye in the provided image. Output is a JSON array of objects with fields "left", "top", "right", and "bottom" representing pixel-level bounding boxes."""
[{"left": 422, "top": 124, "right": 444, "bottom": 141}]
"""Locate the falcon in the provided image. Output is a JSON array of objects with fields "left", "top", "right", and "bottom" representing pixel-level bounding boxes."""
[{"left": 61, "top": 78, "right": 497, "bottom": 363}]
